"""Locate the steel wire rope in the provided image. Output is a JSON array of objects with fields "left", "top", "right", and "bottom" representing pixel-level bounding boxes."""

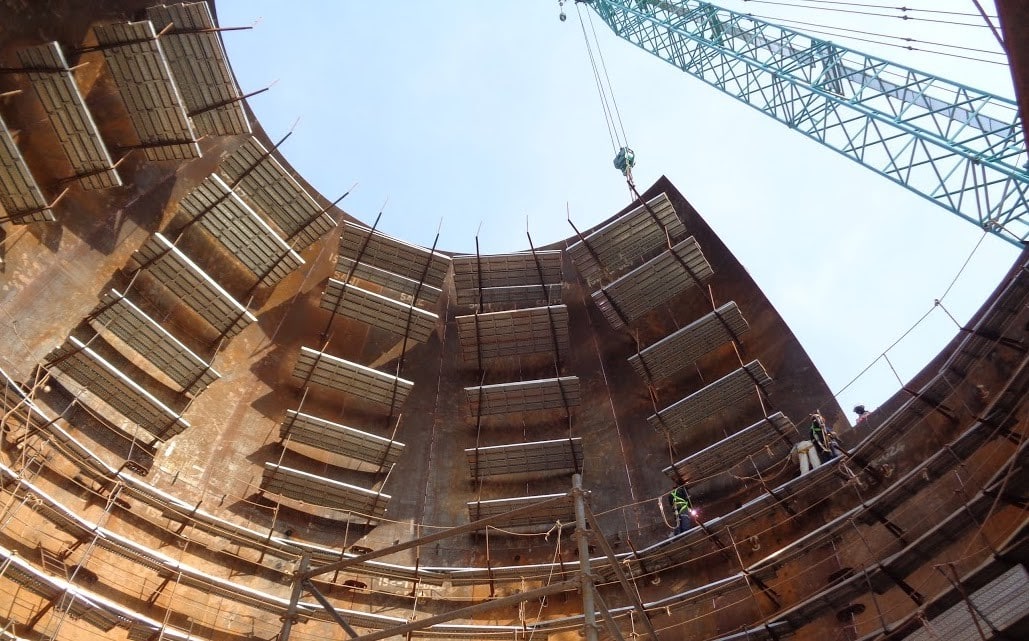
[
  {"left": 26, "top": 390, "right": 971, "bottom": 596},
  {"left": 605, "top": 436, "right": 968, "bottom": 587},
  {"left": 594, "top": 449, "right": 859, "bottom": 521},
  {"left": 745, "top": 0, "right": 998, "bottom": 19},
  {"left": 639, "top": 583, "right": 772, "bottom": 637},
  {"left": 16, "top": 390, "right": 1020, "bottom": 637},
  {"left": 525, "top": 522, "right": 565, "bottom": 641},
  {"left": 20, "top": 298, "right": 1016, "bottom": 600},
  {"left": 741, "top": 15, "right": 1006, "bottom": 64},
  {"left": 756, "top": 14, "right": 1006, "bottom": 59},
  {"left": 1, "top": 373, "right": 49, "bottom": 476},
  {"left": 585, "top": 6, "right": 630, "bottom": 146},
  {"left": 754, "top": 485, "right": 967, "bottom": 597},
  {"left": 43, "top": 482, "right": 124, "bottom": 641},
  {"left": 312, "top": 382, "right": 1004, "bottom": 588},
  {"left": 881, "top": 534, "right": 1008, "bottom": 628},
  {"left": 35, "top": 387, "right": 734, "bottom": 571},
  {"left": 597, "top": 473, "right": 867, "bottom": 584},
  {"left": 751, "top": 418, "right": 1029, "bottom": 616},
  {"left": 4, "top": 438, "right": 1008, "bottom": 641},
  {"left": 740, "top": 0, "right": 996, "bottom": 28},
  {"left": 952, "top": 420, "right": 1028, "bottom": 560},
  {"left": 576, "top": 1, "right": 621, "bottom": 152},
  {"left": 0, "top": 401, "right": 471, "bottom": 588},
  {"left": 637, "top": 501, "right": 1001, "bottom": 641},
  {"left": 0, "top": 366, "right": 51, "bottom": 433},
  {"left": 826, "top": 226, "right": 993, "bottom": 406}
]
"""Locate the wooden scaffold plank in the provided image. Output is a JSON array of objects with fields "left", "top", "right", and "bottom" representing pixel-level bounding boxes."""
[
  {"left": 452, "top": 251, "right": 563, "bottom": 307},
  {"left": 466, "top": 438, "right": 583, "bottom": 479},
  {"left": 648, "top": 360, "right": 772, "bottom": 438},
  {"left": 465, "top": 376, "right": 580, "bottom": 417},
  {"left": 92, "top": 289, "right": 220, "bottom": 396},
  {"left": 17, "top": 41, "right": 121, "bottom": 189},
  {"left": 0, "top": 113, "right": 54, "bottom": 223},
  {"left": 46, "top": 335, "right": 190, "bottom": 442},
  {"left": 292, "top": 346, "right": 414, "bottom": 408},
  {"left": 568, "top": 192, "right": 685, "bottom": 288},
  {"left": 629, "top": 301, "right": 749, "bottom": 383},
  {"left": 132, "top": 233, "right": 257, "bottom": 338},
  {"left": 146, "top": 2, "right": 251, "bottom": 136},
  {"left": 262, "top": 462, "right": 390, "bottom": 518},
  {"left": 179, "top": 174, "right": 303, "bottom": 285},
  {"left": 455, "top": 305, "right": 569, "bottom": 363},
  {"left": 321, "top": 279, "right": 438, "bottom": 343},
  {"left": 338, "top": 220, "right": 450, "bottom": 305},
  {"left": 218, "top": 137, "right": 335, "bottom": 250},
  {"left": 662, "top": 412, "right": 797, "bottom": 482},
  {"left": 281, "top": 410, "right": 404, "bottom": 466},
  {"left": 93, "top": 20, "right": 200, "bottom": 161},
  {"left": 592, "top": 236, "right": 713, "bottom": 330},
  {"left": 467, "top": 493, "right": 574, "bottom": 529}
]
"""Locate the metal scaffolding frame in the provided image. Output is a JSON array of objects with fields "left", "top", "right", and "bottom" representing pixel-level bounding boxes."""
[{"left": 277, "top": 474, "right": 658, "bottom": 641}]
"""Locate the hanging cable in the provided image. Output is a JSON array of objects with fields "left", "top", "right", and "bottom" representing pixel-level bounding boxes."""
[
  {"left": 576, "top": 2, "right": 620, "bottom": 153},
  {"left": 761, "top": 14, "right": 1006, "bottom": 59},
  {"left": 743, "top": 14, "right": 1007, "bottom": 64},
  {"left": 572, "top": 1, "right": 637, "bottom": 179},
  {"left": 586, "top": 7, "right": 630, "bottom": 145},
  {"left": 735, "top": 0, "right": 1009, "bottom": 71},
  {"left": 741, "top": 0, "right": 997, "bottom": 27},
  {"left": 747, "top": 0, "right": 998, "bottom": 19}
]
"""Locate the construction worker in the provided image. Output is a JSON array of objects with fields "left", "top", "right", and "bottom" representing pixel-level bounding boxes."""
[
  {"left": 669, "top": 485, "right": 696, "bottom": 535},
  {"left": 809, "top": 411, "right": 840, "bottom": 461},
  {"left": 613, "top": 146, "right": 635, "bottom": 177},
  {"left": 853, "top": 404, "right": 870, "bottom": 426}
]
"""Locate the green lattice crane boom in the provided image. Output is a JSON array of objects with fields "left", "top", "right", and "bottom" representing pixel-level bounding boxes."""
[{"left": 582, "top": 0, "right": 1028, "bottom": 246}]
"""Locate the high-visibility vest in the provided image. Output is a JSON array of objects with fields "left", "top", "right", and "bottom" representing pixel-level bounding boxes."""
[
  {"left": 671, "top": 489, "right": 691, "bottom": 515},
  {"left": 810, "top": 417, "right": 830, "bottom": 449}
]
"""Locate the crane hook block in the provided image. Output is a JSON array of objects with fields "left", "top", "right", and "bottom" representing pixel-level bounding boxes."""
[{"left": 613, "top": 147, "right": 635, "bottom": 176}]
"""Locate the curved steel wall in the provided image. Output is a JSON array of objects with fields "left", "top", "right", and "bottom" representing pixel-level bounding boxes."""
[{"left": 0, "top": 2, "right": 1026, "bottom": 640}]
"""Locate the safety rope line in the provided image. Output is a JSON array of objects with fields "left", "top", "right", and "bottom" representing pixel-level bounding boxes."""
[
  {"left": 822, "top": 231, "right": 998, "bottom": 416},
  {"left": 523, "top": 519, "right": 564, "bottom": 640},
  {"left": 0, "top": 415, "right": 1012, "bottom": 625}
]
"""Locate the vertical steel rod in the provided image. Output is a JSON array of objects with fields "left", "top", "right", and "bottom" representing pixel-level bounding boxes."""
[
  {"left": 280, "top": 552, "right": 309, "bottom": 641},
  {"left": 584, "top": 503, "right": 661, "bottom": 641},
  {"left": 573, "top": 473, "right": 599, "bottom": 641}
]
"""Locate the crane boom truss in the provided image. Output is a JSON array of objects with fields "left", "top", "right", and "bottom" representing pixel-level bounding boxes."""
[{"left": 584, "top": 0, "right": 1029, "bottom": 245}]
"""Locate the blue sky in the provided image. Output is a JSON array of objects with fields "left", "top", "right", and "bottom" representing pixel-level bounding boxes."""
[{"left": 216, "top": 1, "right": 1020, "bottom": 421}]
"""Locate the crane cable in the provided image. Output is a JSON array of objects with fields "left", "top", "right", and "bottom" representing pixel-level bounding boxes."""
[
  {"left": 571, "top": 0, "right": 637, "bottom": 180},
  {"left": 574, "top": 2, "right": 621, "bottom": 152}
]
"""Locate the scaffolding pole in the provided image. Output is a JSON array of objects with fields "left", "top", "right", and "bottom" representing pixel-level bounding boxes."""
[
  {"left": 279, "top": 552, "right": 309, "bottom": 641},
  {"left": 573, "top": 473, "right": 600, "bottom": 641}
]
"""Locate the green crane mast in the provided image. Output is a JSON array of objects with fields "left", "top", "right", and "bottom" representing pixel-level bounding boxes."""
[{"left": 580, "top": 0, "right": 1028, "bottom": 246}]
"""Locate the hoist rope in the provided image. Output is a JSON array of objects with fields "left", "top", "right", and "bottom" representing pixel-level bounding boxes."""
[
  {"left": 748, "top": 0, "right": 997, "bottom": 19},
  {"left": 754, "top": 15, "right": 1007, "bottom": 64},
  {"left": 737, "top": 0, "right": 1006, "bottom": 67},
  {"left": 586, "top": 7, "right": 630, "bottom": 146},
  {"left": 576, "top": 2, "right": 625, "bottom": 153},
  {"left": 763, "top": 14, "right": 1006, "bottom": 59},
  {"left": 742, "top": 0, "right": 997, "bottom": 27}
]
